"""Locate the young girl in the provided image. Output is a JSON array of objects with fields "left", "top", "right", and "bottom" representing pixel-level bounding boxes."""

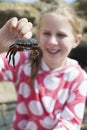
[{"left": 0, "top": 4, "right": 87, "bottom": 130}]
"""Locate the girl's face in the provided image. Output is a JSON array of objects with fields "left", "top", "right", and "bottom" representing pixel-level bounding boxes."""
[{"left": 38, "top": 14, "right": 81, "bottom": 69}]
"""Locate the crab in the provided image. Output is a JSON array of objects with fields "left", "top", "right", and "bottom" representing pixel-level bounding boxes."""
[{"left": 6, "top": 38, "right": 39, "bottom": 67}]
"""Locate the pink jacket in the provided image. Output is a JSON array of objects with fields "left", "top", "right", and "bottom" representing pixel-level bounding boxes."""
[{"left": 0, "top": 52, "right": 87, "bottom": 130}]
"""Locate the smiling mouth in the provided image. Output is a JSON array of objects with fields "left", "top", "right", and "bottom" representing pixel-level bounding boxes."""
[{"left": 47, "top": 48, "right": 61, "bottom": 54}]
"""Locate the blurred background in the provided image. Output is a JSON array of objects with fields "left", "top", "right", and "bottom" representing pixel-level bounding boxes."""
[{"left": 0, "top": 0, "right": 87, "bottom": 130}]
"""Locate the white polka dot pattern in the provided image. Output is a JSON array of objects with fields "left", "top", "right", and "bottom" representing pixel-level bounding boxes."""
[
  {"left": 0, "top": 57, "right": 4, "bottom": 70},
  {"left": 58, "top": 89, "right": 68, "bottom": 104},
  {"left": 18, "top": 120, "right": 28, "bottom": 129},
  {"left": 39, "top": 116, "right": 57, "bottom": 129},
  {"left": 61, "top": 107, "right": 74, "bottom": 120},
  {"left": 17, "top": 102, "right": 28, "bottom": 114},
  {"left": 25, "top": 121, "right": 37, "bottom": 130},
  {"left": 0, "top": 53, "right": 87, "bottom": 130},
  {"left": 23, "top": 63, "right": 31, "bottom": 76},
  {"left": 3, "top": 70, "right": 13, "bottom": 80},
  {"left": 64, "top": 67, "right": 79, "bottom": 81},
  {"left": 44, "top": 75, "right": 60, "bottom": 90},
  {"left": 34, "top": 80, "right": 40, "bottom": 94},
  {"left": 41, "top": 96, "right": 55, "bottom": 113},
  {"left": 67, "top": 93, "right": 76, "bottom": 103},
  {"left": 79, "top": 80, "right": 87, "bottom": 96},
  {"left": 70, "top": 83, "right": 78, "bottom": 92},
  {"left": 74, "top": 103, "right": 85, "bottom": 119},
  {"left": 19, "top": 82, "right": 31, "bottom": 98},
  {"left": 29, "top": 100, "right": 43, "bottom": 115},
  {"left": 8, "top": 52, "right": 20, "bottom": 66}
]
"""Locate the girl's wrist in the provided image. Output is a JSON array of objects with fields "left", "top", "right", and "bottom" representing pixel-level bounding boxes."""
[
  {"left": 0, "top": 26, "right": 11, "bottom": 53},
  {"left": 0, "top": 28, "right": 5, "bottom": 53}
]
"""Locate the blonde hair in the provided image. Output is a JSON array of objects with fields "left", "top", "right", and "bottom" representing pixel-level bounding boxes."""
[
  {"left": 30, "top": 4, "right": 83, "bottom": 83},
  {"left": 37, "top": 4, "right": 82, "bottom": 36}
]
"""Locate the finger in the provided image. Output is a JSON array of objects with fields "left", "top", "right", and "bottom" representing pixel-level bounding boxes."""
[
  {"left": 20, "top": 31, "right": 33, "bottom": 38},
  {"left": 6, "top": 17, "right": 18, "bottom": 30},
  {"left": 17, "top": 18, "right": 33, "bottom": 33},
  {"left": 10, "top": 17, "right": 18, "bottom": 28},
  {"left": 18, "top": 23, "right": 33, "bottom": 36}
]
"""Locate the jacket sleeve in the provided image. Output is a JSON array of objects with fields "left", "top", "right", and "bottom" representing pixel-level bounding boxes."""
[
  {"left": 53, "top": 72, "right": 87, "bottom": 130},
  {"left": 0, "top": 52, "right": 28, "bottom": 83}
]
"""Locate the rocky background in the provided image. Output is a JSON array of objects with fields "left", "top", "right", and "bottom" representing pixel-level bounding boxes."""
[
  {"left": 0, "top": 0, "right": 87, "bottom": 69},
  {"left": 0, "top": 0, "right": 87, "bottom": 130}
]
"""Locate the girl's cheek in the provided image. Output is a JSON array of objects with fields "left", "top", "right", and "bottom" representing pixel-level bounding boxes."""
[{"left": 39, "top": 42, "right": 43, "bottom": 48}]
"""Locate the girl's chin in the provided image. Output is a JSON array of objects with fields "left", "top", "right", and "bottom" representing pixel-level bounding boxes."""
[
  {"left": 43, "top": 51, "right": 62, "bottom": 61},
  {"left": 43, "top": 57, "right": 60, "bottom": 64}
]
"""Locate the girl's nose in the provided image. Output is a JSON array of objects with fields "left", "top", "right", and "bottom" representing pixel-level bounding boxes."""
[{"left": 48, "top": 36, "right": 58, "bottom": 45}]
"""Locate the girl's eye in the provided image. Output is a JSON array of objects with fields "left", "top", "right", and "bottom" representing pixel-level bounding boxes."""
[
  {"left": 57, "top": 33, "right": 67, "bottom": 38},
  {"left": 43, "top": 32, "right": 51, "bottom": 36}
]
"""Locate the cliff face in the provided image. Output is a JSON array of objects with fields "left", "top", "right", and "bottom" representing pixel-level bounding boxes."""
[
  {"left": 0, "top": 0, "right": 86, "bottom": 37},
  {"left": 69, "top": 0, "right": 87, "bottom": 70},
  {"left": 74, "top": 0, "right": 87, "bottom": 41},
  {"left": 0, "top": 0, "right": 87, "bottom": 69}
]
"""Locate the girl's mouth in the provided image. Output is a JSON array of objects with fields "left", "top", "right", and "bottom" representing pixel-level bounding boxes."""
[{"left": 47, "top": 48, "right": 61, "bottom": 55}]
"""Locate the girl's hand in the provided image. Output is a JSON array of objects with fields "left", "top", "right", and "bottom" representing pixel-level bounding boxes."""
[{"left": 0, "top": 17, "right": 33, "bottom": 52}]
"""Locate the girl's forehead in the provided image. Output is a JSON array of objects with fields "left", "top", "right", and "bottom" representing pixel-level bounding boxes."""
[
  {"left": 41, "top": 13, "right": 69, "bottom": 24},
  {"left": 40, "top": 14, "right": 72, "bottom": 28}
]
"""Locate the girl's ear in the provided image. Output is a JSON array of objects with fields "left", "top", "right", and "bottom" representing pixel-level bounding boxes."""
[{"left": 73, "top": 34, "right": 82, "bottom": 48}]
